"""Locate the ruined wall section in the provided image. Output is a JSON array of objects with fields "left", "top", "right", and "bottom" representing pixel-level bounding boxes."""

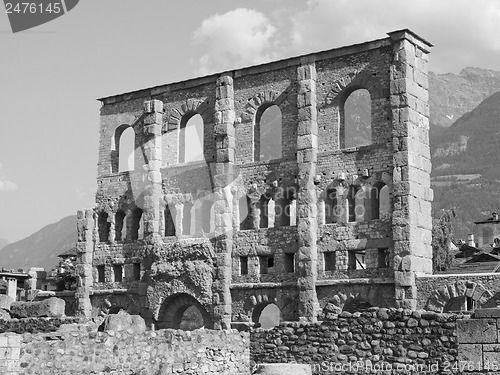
[{"left": 83, "top": 30, "right": 433, "bottom": 324}]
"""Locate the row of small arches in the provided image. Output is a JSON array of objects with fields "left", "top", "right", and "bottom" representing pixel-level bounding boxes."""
[
  {"left": 97, "top": 182, "right": 389, "bottom": 242},
  {"left": 320, "top": 182, "right": 390, "bottom": 224}
]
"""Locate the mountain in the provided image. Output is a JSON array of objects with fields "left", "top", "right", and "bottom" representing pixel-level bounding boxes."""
[
  {"left": 0, "top": 238, "right": 9, "bottom": 251},
  {"left": 429, "top": 67, "right": 500, "bottom": 128},
  {"left": 430, "top": 91, "right": 500, "bottom": 240},
  {"left": 0, "top": 215, "right": 77, "bottom": 271}
]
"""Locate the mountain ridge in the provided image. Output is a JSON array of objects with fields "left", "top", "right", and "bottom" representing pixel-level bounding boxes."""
[{"left": 0, "top": 215, "right": 77, "bottom": 271}]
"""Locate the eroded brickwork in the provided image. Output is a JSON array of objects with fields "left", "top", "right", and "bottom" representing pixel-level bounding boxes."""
[{"left": 76, "top": 29, "right": 433, "bottom": 328}]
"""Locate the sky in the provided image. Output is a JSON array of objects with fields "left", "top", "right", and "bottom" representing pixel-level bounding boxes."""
[{"left": 0, "top": 0, "right": 499, "bottom": 242}]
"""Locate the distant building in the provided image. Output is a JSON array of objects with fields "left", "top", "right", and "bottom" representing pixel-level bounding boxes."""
[
  {"left": 0, "top": 269, "right": 30, "bottom": 301},
  {"left": 474, "top": 212, "right": 500, "bottom": 248}
]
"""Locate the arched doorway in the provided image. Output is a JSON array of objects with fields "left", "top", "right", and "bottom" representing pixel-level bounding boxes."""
[{"left": 156, "top": 293, "right": 213, "bottom": 330}]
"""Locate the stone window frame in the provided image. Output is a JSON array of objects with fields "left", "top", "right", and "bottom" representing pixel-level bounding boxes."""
[
  {"left": 322, "top": 70, "right": 383, "bottom": 152},
  {"left": 110, "top": 124, "right": 136, "bottom": 174}
]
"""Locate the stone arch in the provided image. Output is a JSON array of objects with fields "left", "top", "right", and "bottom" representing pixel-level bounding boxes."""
[
  {"left": 324, "top": 70, "right": 383, "bottom": 107},
  {"left": 425, "top": 280, "right": 495, "bottom": 313},
  {"left": 252, "top": 302, "right": 281, "bottom": 329},
  {"left": 243, "top": 292, "right": 296, "bottom": 322},
  {"left": 240, "top": 90, "right": 288, "bottom": 122},
  {"left": 166, "top": 98, "right": 212, "bottom": 132},
  {"left": 156, "top": 293, "right": 213, "bottom": 330}
]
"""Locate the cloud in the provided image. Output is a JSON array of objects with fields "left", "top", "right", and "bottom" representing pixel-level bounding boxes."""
[
  {"left": 289, "top": 0, "right": 500, "bottom": 73},
  {"left": 192, "top": 1, "right": 500, "bottom": 75},
  {"left": 0, "top": 163, "right": 17, "bottom": 192},
  {"left": 192, "top": 8, "right": 278, "bottom": 75}
]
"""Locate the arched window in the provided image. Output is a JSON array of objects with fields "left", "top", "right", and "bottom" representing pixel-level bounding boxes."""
[
  {"left": 275, "top": 197, "right": 291, "bottom": 227},
  {"left": 164, "top": 205, "right": 176, "bottom": 237},
  {"left": 114, "top": 210, "right": 126, "bottom": 241},
  {"left": 443, "top": 296, "right": 475, "bottom": 313},
  {"left": 370, "top": 182, "right": 389, "bottom": 220},
  {"left": 239, "top": 196, "right": 252, "bottom": 230},
  {"left": 199, "top": 201, "right": 213, "bottom": 234},
  {"left": 259, "top": 196, "right": 270, "bottom": 229},
  {"left": 182, "top": 202, "right": 193, "bottom": 235},
  {"left": 98, "top": 212, "right": 110, "bottom": 243},
  {"left": 130, "top": 208, "right": 143, "bottom": 240},
  {"left": 113, "top": 126, "right": 135, "bottom": 173},
  {"left": 347, "top": 185, "right": 359, "bottom": 222},
  {"left": 252, "top": 303, "right": 280, "bottom": 329},
  {"left": 255, "top": 105, "right": 282, "bottom": 162},
  {"left": 342, "top": 89, "right": 371, "bottom": 149},
  {"left": 325, "top": 187, "right": 338, "bottom": 224},
  {"left": 179, "top": 113, "right": 204, "bottom": 163},
  {"left": 483, "top": 227, "right": 494, "bottom": 246}
]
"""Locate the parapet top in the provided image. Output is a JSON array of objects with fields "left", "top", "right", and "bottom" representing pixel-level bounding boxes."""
[{"left": 97, "top": 28, "right": 432, "bottom": 105}]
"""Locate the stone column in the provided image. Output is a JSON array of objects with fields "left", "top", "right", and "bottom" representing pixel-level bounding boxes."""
[
  {"left": 75, "top": 208, "right": 95, "bottom": 317},
  {"left": 388, "top": 30, "right": 433, "bottom": 309},
  {"left": 142, "top": 99, "right": 163, "bottom": 242},
  {"left": 6, "top": 278, "right": 17, "bottom": 301},
  {"left": 296, "top": 62, "right": 320, "bottom": 322},
  {"left": 212, "top": 74, "right": 236, "bottom": 329}
]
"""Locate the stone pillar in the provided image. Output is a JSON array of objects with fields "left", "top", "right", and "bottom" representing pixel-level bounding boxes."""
[
  {"left": 388, "top": 30, "right": 433, "bottom": 309},
  {"left": 296, "top": 63, "right": 320, "bottom": 321},
  {"left": 75, "top": 208, "right": 95, "bottom": 317},
  {"left": 212, "top": 74, "right": 236, "bottom": 329},
  {"left": 6, "top": 278, "right": 17, "bottom": 301},
  {"left": 0, "top": 333, "right": 20, "bottom": 375},
  {"left": 142, "top": 99, "right": 164, "bottom": 242}
]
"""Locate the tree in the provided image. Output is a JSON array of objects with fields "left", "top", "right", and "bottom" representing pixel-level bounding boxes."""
[
  {"left": 54, "top": 261, "right": 78, "bottom": 291},
  {"left": 432, "top": 211, "right": 454, "bottom": 272}
]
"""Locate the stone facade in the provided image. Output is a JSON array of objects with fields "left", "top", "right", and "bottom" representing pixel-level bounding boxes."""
[{"left": 75, "top": 29, "right": 433, "bottom": 328}]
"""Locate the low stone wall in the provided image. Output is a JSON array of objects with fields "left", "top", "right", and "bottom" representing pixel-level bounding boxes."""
[
  {"left": 1, "top": 324, "right": 249, "bottom": 374},
  {"left": 251, "top": 307, "right": 459, "bottom": 374}
]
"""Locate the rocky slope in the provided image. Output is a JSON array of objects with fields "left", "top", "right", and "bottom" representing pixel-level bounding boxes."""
[
  {"left": 429, "top": 67, "right": 500, "bottom": 128},
  {"left": 0, "top": 216, "right": 76, "bottom": 271}
]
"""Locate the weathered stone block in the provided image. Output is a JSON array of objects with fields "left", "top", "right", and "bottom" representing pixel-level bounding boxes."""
[
  {"left": 457, "top": 344, "right": 482, "bottom": 370},
  {"left": 0, "top": 295, "right": 14, "bottom": 311},
  {"left": 102, "top": 310, "right": 146, "bottom": 334},
  {"left": 10, "top": 297, "right": 65, "bottom": 318},
  {"left": 474, "top": 308, "right": 500, "bottom": 319},
  {"left": 457, "top": 319, "right": 497, "bottom": 343}
]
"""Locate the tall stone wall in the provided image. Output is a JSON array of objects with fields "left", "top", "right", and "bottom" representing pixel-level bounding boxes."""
[{"left": 79, "top": 29, "right": 433, "bottom": 327}]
